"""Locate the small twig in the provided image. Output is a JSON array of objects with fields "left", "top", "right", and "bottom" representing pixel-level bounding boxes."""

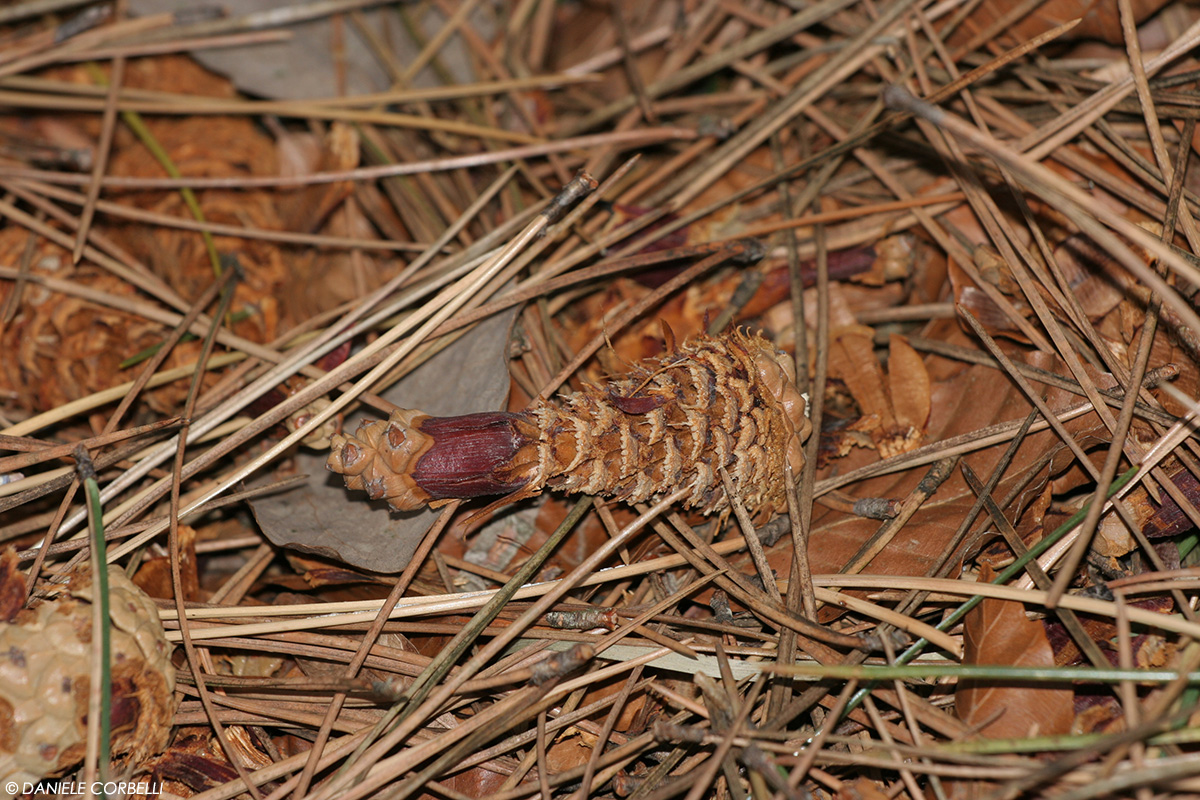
[
  {"left": 610, "top": 0, "right": 656, "bottom": 124},
  {"left": 575, "top": 664, "right": 644, "bottom": 799},
  {"left": 956, "top": 307, "right": 1146, "bottom": 607},
  {"left": 652, "top": 512, "right": 864, "bottom": 654},
  {"left": 785, "top": 462, "right": 818, "bottom": 623},
  {"left": 719, "top": 466, "right": 781, "bottom": 605},
  {"left": 71, "top": 42, "right": 124, "bottom": 263},
  {"left": 315, "top": 491, "right": 689, "bottom": 800},
  {"left": 0, "top": 417, "right": 180, "bottom": 473},
  {"left": 840, "top": 457, "right": 957, "bottom": 576}
]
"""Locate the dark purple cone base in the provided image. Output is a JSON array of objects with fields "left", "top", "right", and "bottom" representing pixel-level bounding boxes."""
[{"left": 411, "top": 412, "right": 532, "bottom": 500}]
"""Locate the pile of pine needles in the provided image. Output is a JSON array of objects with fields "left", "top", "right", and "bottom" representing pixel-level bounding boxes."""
[{"left": 3, "top": 0, "right": 1200, "bottom": 798}]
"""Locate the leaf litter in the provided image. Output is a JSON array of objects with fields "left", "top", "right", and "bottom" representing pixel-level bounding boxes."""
[{"left": 1, "top": 0, "right": 1200, "bottom": 798}]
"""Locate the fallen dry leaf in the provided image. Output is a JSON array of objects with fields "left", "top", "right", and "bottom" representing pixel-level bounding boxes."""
[
  {"left": 767, "top": 322, "right": 1109, "bottom": 587},
  {"left": 248, "top": 306, "right": 517, "bottom": 572},
  {"left": 837, "top": 777, "right": 891, "bottom": 800},
  {"left": 823, "top": 286, "right": 932, "bottom": 459},
  {"left": 0, "top": 548, "right": 23, "bottom": 623},
  {"left": 946, "top": 0, "right": 1174, "bottom": 46},
  {"left": 956, "top": 565, "right": 1075, "bottom": 739}
]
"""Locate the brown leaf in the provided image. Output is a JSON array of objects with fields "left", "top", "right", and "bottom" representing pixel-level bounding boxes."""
[
  {"left": 956, "top": 564, "right": 1074, "bottom": 738},
  {"left": 275, "top": 123, "right": 358, "bottom": 234},
  {"left": 1094, "top": 514, "right": 1137, "bottom": 558},
  {"left": 767, "top": 323, "right": 1110, "bottom": 590},
  {"left": 946, "top": 0, "right": 1173, "bottom": 45},
  {"left": 836, "top": 777, "right": 890, "bottom": 800},
  {"left": 822, "top": 289, "right": 932, "bottom": 459},
  {"left": 1045, "top": 596, "right": 1174, "bottom": 667},
  {"left": 0, "top": 547, "right": 24, "bottom": 623},
  {"left": 946, "top": 252, "right": 1033, "bottom": 344},
  {"left": 888, "top": 333, "right": 931, "bottom": 434},
  {"left": 1135, "top": 458, "right": 1200, "bottom": 540},
  {"left": 132, "top": 524, "right": 200, "bottom": 601},
  {"left": 1053, "top": 234, "right": 1134, "bottom": 322},
  {"left": 425, "top": 767, "right": 509, "bottom": 800},
  {"left": 828, "top": 285, "right": 893, "bottom": 429}
]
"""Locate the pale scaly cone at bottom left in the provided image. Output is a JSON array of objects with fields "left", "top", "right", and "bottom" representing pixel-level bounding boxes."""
[{"left": 0, "top": 561, "right": 176, "bottom": 791}]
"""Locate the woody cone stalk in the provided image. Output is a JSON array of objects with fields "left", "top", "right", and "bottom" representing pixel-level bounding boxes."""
[{"left": 327, "top": 329, "right": 811, "bottom": 516}]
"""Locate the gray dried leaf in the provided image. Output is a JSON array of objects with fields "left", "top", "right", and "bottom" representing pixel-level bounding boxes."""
[
  {"left": 249, "top": 308, "right": 516, "bottom": 572},
  {"left": 127, "top": 1, "right": 486, "bottom": 99}
]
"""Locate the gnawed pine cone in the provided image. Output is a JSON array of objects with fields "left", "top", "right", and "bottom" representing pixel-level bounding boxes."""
[
  {"left": 0, "top": 563, "right": 176, "bottom": 788},
  {"left": 327, "top": 330, "right": 811, "bottom": 515}
]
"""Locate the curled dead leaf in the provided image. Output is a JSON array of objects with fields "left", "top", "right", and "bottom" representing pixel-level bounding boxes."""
[
  {"left": 824, "top": 286, "right": 930, "bottom": 458},
  {"left": 956, "top": 565, "right": 1075, "bottom": 739},
  {"left": 887, "top": 333, "right": 931, "bottom": 439}
]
